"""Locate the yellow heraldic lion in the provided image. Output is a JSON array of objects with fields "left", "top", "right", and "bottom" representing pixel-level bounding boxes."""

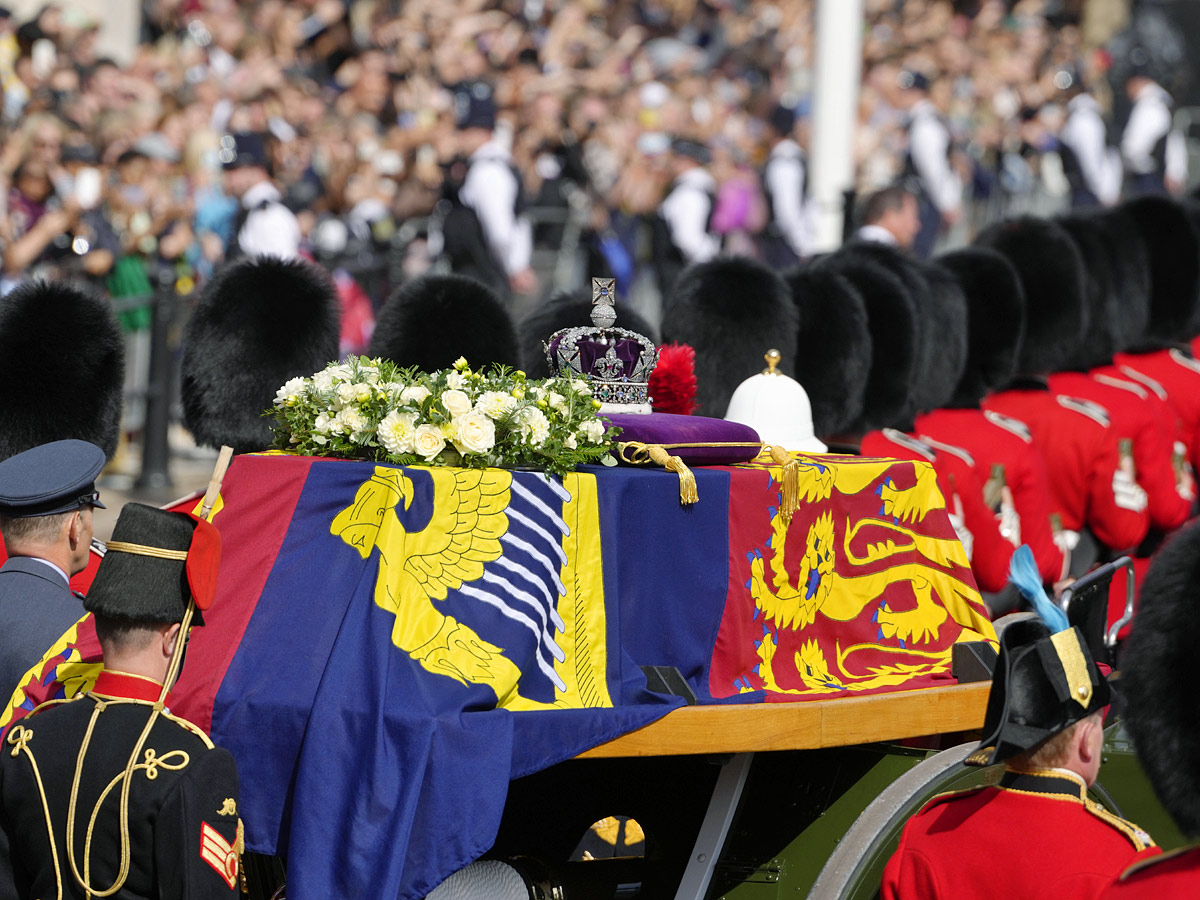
[
  {"left": 745, "top": 459, "right": 994, "bottom": 694},
  {"left": 331, "top": 465, "right": 525, "bottom": 703}
]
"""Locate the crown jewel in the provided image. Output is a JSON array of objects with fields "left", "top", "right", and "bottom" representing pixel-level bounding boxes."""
[{"left": 544, "top": 278, "right": 659, "bottom": 414}]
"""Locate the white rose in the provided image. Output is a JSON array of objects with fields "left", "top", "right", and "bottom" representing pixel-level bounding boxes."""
[
  {"left": 445, "top": 371, "right": 466, "bottom": 390},
  {"left": 564, "top": 433, "right": 578, "bottom": 450},
  {"left": 413, "top": 424, "right": 447, "bottom": 461},
  {"left": 312, "top": 370, "right": 336, "bottom": 393},
  {"left": 328, "top": 363, "right": 353, "bottom": 381},
  {"left": 400, "top": 384, "right": 431, "bottom": 405},
  {"left": 517, "top": 407, "right": 551, "bottom": 447},
  {"left": 337, "top": 407, "right": 369, "bottom": 439},
  {"left": 314, "top": 412, "right": 335, "bottom": 434},
  {"left": 358, "top": 364, "right": 380, "bottom": 384},
  {"left": 274, "top": 376, "right": 309, "bottom": 407},
  {"left": 476, "top": 390, "right": 518, "bottom": 419},
  {"left": 336, "top": 383, "right": 359, "bottom": 406},
  {"left": 441, "top": 389, "right": 472, "bottom": 417},
  {"left": 579, "top": 417, "right": 606, "bottom": 444},
  {"left": 452, "top": 411, "right": 496, "bottom": 454},
  {"left": 548, "top": 391, "right": 567, "bottom": 412},
  {"left": 377, "top": 410, "right": 418, "bottom": 454},
  {"left": 352, "top": 382, "right": 373, "bottom": 402},
  {"left": 571, "top": 379, "right": 591, "bottom": 395}
]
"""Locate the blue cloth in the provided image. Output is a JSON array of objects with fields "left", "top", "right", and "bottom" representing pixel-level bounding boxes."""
[
  {"left": 0, "top": 557, "right": 85, "bottom": 699},
  {"left": 208, "top": 460, "right": 683, "bottom": 900}
]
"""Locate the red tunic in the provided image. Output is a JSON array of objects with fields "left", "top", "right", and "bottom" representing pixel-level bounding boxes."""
[
  {"left": 1101, "top": 845, "right": 1200, "bottom": 898},
  {"left": 1048, "top": 371, "right": 1190, "bottom": 533},
  {"left": 882, "top": 768, "right": 1158, "bottom": 900},
  {"left": 1116, "top": 349, "right": 1200, "bottom": 477},
  {"left": 860, "top": 428, "right": 1014, "bottom": 593},
  {"left": 915, "top": 408, "right": 1065, "bottom": 584},
  {"left": 984, "top": 386, "right": 1149, "bottom": 555}
]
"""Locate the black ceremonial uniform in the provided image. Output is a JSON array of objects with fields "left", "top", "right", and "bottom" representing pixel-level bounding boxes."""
[{"left": 0, "top": 670, "right": 242, "bottom": 899}]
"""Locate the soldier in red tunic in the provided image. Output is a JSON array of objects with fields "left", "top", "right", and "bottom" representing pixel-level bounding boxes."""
[
  {"left": 978, "top": 217, "right": 1148, "bottom": 569},
  {"left": 914, "top": 247, "right": 1065, "bottom": 590},
  {"left": 1102, "top": 519, "right": 1200, "bottom": 897},
  {"left": 883, "top": 616, "right": 1157, "bottom": 900},
  {"left": 1111, "top": 196, "right": 1200, "bottom": 475},
  {"left": 798, "top": 247, "right": 1016, "bottom": 597}
]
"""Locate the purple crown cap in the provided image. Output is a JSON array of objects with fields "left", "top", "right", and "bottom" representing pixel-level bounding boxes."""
[{"left": 544, "top": 278, "right": 659, "bottom": 413}]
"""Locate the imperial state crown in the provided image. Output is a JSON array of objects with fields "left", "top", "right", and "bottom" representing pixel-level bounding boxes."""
[{"left": 544, "top": 278, "right": 659, "bottom": 414}]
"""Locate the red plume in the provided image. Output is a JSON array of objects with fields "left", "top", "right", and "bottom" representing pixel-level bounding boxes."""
[{"left": 650, "top": 343, "right": 699, "bottom": 416}]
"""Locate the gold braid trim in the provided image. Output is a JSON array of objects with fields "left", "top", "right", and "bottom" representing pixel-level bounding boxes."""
[
  {"left": 6, "top": 725, "right": 65, "bottom": 900},
  {"left": 103, "top": 541, "right": 188, "bottom": 561},
  {"left": 646, "top": 445, "right": 698, "bottom": 505},
  {"left": 767, "top": 446, "right": 800, "bottom": 523},
  {"left": 617, "top": 441, "right": 700, "bottom": 504},
  {"left": 66, "top": 602, "right": 197, "bottom": 897},
  {"left": 1084, "top": 798, "right": 1157, "bottom": 851}
]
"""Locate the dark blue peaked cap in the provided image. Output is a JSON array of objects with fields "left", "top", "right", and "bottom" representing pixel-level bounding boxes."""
[{"left": 0, "top": 439, "right": 106, "bottom": 517}]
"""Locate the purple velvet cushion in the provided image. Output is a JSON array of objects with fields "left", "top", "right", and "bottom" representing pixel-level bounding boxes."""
[{"left": 607, "top": 412, "right": 762, "bottom": 465}]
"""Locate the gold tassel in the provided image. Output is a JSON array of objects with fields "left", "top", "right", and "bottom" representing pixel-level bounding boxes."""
[
  {"left": 769, "top": 445, "right": 800, "bottom": 523},
  {"left": 645, "top": 445, "right": 699, "bottom": 505}
]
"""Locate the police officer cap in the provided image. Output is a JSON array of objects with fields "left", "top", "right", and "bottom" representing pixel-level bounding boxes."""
[
  {"left": 897, "top": 69, "right": 930, "bottom": 92},
  {"left": 0, "top": 439, "right": 106, "bottom": 518},
  {"left": 670, "top": 137, "right": 711, "bottom": 165},
  {"left": 453, "top": 81, "right": 496, "bottom": 131},
  {"left": 768, "top": 103, "right": 797, "bottom": 137},
  {"left": 218, "top": 131, "right": 268, "bottom": 170}
]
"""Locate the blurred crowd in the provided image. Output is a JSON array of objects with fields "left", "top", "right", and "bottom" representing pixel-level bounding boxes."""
[{"left": 0, "top": 0, "right": 1188, "bottom": 321}]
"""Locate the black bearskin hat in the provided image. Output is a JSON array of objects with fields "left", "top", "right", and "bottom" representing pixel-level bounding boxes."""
[
  {"left": 519, "top": 291, "right": 659, "bottom": 380},
  {"left": 0, "top": 280, "right": 124, "bottom": 460},
  {"left": 1120, "top": 196, "right": 1200, "bottom": 347},
  {"left": 811, "top": 249, "right": 919, "bottom": 432},
  {"left": 1122, "top": 519, "right": 1200, "bottom": 835},
  {"left": 780, "top": 266, "right": 871, "bottom": 437},
  {"left": 937, "top": 247, "right": 1025, "bottom": 407},
  {"left": 1096, "top": 206, "right": 1151, "bottom": 352},
  {"left": 369, "top": 274, "right": 521, "bottom": 372},
  {"left": 912, "top": 259, "right": 968, "bottom": 412},
  {"left": 1057, "top": 214, "right": 1121, "bottom": 370},
  {"left": 86, "top": 503, "right": 222, "bottom": 626},
  {"left": 975, "top": 217, "right": 1087, "bottom": 376},
  {"left": 182, "top": 256, "right": 340, "bottom": 452},
  {"left": 662, "top": 257, "right": 798, "bottom": 418}
]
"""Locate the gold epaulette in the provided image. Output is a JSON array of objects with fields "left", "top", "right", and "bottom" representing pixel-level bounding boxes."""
[
  {"left": 26, "top": 696, "right": 77, "bottom": 718},
  {"left": 1083, "top": 797, "right": 1157, "bottom": 851},
  {"left": 162, "top": 710, "right": 215, "bottom": 750}
]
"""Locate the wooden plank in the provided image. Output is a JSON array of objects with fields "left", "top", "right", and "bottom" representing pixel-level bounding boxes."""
[{"left": 577, "top": 682, "right": 990, "bottom": 758}]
